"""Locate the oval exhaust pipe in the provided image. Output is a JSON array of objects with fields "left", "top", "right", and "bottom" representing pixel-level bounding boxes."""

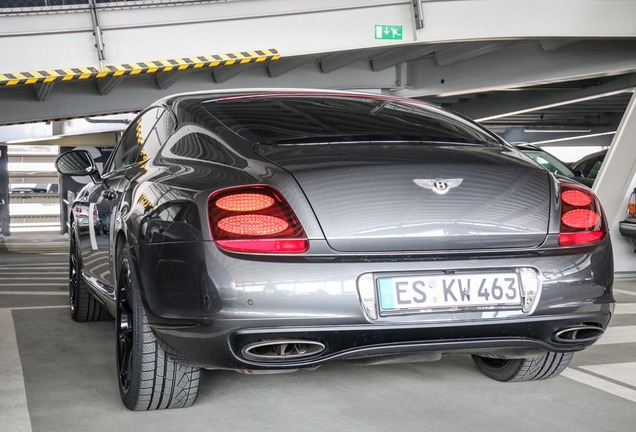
[
  {"left": 242, "top": 339, "right": 326, "bottom": 362},
  {"left": 554, "top": 325, "right": 604, "bottom": 343}
]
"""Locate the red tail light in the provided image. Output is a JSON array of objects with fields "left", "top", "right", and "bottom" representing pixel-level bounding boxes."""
[
  {"left": 558, "top": 183, "right": 606, "bottom": 246},
  {"left": 208, "top": 186, "right": 308, "bottom": 254},
  {"left": 628, "top": 189, "right": 636, "bottom": 216}
]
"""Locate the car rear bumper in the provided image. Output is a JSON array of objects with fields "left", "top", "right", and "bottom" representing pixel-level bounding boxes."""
[
  {"left": 152, "top": 310, "right": 613, "bottom": 370},
  {"left": 133, "top": 239, "right": 614, "bottom": 370},
  {"left": 619, "top": 219, "right": 636, "bottom": 250}
]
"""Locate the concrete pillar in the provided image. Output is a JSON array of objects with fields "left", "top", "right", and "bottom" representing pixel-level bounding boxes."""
[
  {"left": 0, "top": 146, "right": 10, "bottom": 237},
  {"left": 593, "top": 91, "right": 636, "bottom": 273}
]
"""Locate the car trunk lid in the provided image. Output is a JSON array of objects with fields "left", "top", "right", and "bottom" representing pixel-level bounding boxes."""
[{"left": 255, "top": 143, "right": 551, "bottom": 252}]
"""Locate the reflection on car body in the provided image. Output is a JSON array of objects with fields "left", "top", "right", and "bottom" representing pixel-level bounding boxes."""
[
  {"left": 72, "top": 202, "right": 103, "bottom": 234},
  {"left": 55, "top": 89, "right": 614, "bottom": 411}
]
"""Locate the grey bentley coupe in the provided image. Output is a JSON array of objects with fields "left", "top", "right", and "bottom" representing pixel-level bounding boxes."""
[{"left": 55, "top": 89, "right": 614, "bottom": 410}]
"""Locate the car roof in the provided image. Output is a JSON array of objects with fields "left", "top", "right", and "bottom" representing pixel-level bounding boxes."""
[
  {"left": 155, "top": 88, "right": 400, "bottom": 107},
  {"left": 573, "top": 149, "right": 608, "bottom": 165}
]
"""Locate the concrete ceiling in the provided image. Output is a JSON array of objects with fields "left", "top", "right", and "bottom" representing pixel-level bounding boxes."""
[{"left": 1, "top": 1, "right": 635, "bottom": 146}]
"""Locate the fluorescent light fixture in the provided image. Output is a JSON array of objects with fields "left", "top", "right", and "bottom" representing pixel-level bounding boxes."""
[
  {"left": 5, "top": 136, "right": 62, "bottom": 144},
  {"left": 523, "top": 127, "right": 592, "bottom": 133},
  {"left": 475, "top": 89, "right": 630, "bottom": 123},
  {"left": 531, "top": 131, "right": 616, "bottom": 145}
]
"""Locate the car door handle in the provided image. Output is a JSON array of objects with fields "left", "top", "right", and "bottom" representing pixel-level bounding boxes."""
[{"left": 101, "top": 189, "right": 118, "bottom": 202}]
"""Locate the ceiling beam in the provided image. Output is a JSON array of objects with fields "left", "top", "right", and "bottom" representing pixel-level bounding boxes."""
[
  {"left": 96, "top": 76, "right": 126, "bottom": 96},
  {"left": 155, "top": 70, "right": 191, "bottom": 89},
  {"left": 0, "top": 64, "right": 397, "bottom": 125},
  {"left": 32, "top": 82, "right": 55, "bottom": 102},
  {"left": 267, "top": 57, "right": 314, "bottom": 78},
  {"left": 371, "top": 45, "right": 437, "bottom": 72},
  {"left": 400, "top": 40, "right": 636, "bottom": 98},
  {"left": 445, "top": 74, "right": 636, "bottom": 121},
  {"left": 320, "top": 49, "right": 380, "bottom": 73},
  {"left": 55, "top": 132, "right": 119, "bottom": 147},
  {"left": 1, "top": 132, "right": 118, "bottom": 147},
  {"left": 212, "top": 64, "right": 257, "bottom": 84},
  {"left": 435, "top": 41, "right": 515, "bottom": 66}
]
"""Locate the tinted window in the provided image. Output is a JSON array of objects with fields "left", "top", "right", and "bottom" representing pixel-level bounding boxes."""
[
  {"left": 202, "top": 95, "right": 500, "bottom": 146},
  {"left": 140, "top": 109, "right": 176, "bottom": 163},
  {"left": 110, "top": 107, "right": 172, "bottom": 171},
  {"left": 169, "top": 133, "right": 240, "bottom": 166}
]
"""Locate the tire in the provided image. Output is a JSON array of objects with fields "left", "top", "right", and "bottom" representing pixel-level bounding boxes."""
[
  {"left": 69, "top": 228, "right": 111, "bottom": 322},
  {"left": 472, "top": 352, "right": 573, "bottom": 382},
  {"left": 116, "top": 245, "right": 200, "bottom": 410}
]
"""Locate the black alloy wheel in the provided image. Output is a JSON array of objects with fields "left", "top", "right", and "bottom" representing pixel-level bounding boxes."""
[
  {"left": 116, "top": 245, "right": 201, "bottom": 410},
  {"left": 116, "top": 258, "right": 134, "bottom": 395},
  {"left": 69, "top": 232, "right": 80, "bottom": 315}
]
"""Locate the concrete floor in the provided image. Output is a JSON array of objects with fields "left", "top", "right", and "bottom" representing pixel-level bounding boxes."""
[{"left": 1, "top": 248, "right": 635, "bottom": 432}]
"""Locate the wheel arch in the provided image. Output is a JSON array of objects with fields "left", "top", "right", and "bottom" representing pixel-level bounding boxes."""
[
  {"left": 113, "top": 230, "right": 131, "bottom": 300},
  {"left": 113, "top": 229, "right": 152, "bottom": 319}
]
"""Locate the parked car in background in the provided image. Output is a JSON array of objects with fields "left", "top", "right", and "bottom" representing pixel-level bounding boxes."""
[
  {"left": 571, "top": 149, "right": 608, "bottom": 180},
  {"left": 514, "top": 143, "right": 595, "bottom": 187},
  {"left": 9, "top": 183, "right": 58, "bottom": 194},
  {"left": 55, "top": 89, "right": 614, "bottom": 411},
  {"left": 619, "top": 188, "right": 636, "bottom": 251},
  {"left": 10, "top": 186, "right": 38, "bottom": 194}
]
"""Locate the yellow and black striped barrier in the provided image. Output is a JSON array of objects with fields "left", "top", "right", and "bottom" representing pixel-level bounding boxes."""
[{"left": 0, "top": 49, "right": 280, "bottom": 86}]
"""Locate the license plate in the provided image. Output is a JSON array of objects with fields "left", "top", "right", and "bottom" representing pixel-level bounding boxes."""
[{"left": 377, "top": 272, "right": 521, "bottom": 313}]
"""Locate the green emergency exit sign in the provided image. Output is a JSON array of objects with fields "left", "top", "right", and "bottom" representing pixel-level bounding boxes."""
[{"left": 374, "top": 25, "right": 403, "bottom": 40}]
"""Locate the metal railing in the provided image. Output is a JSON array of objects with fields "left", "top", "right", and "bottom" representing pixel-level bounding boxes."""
[{"left": 0, "top": 0, "right": 235, "bottom": 15}]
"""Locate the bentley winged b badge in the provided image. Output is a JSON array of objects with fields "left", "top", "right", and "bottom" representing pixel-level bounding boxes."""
[{"left": 413, "top": 178, "right": 463, "bottom": 195}]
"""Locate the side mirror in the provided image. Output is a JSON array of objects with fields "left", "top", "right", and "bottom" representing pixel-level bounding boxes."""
[{"left": 55, "top": 150, "right": 102, "bottom": 182}]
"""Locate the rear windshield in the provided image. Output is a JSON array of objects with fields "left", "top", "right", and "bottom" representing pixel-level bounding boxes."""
[{"left": 201, "top": 95, "right": 501, "bottom": 146}]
